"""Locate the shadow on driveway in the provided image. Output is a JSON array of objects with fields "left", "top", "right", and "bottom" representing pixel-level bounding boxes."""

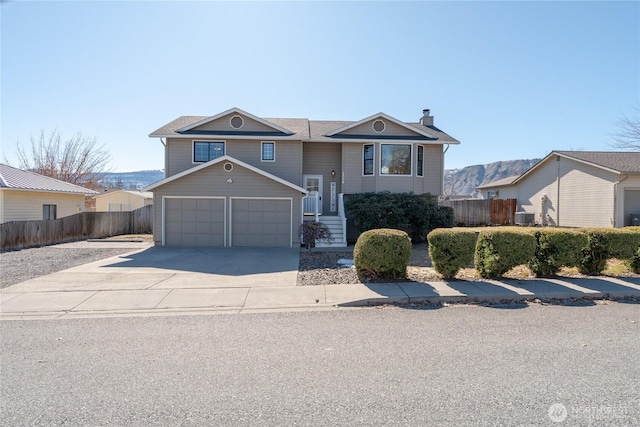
[{"left": 95, "top": 246, "right": 301, "bottom": 276}]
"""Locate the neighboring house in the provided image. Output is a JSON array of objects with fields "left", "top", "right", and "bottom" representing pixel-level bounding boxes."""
[
  {"left": 476, "top": 151, "right": 640, "bottom": 228},
  {"left": 94, "top": 189, "right": 153, "bottom": 212},
  {"left": 0, "top": 163, "right": 99, "bottom": 224},
  {"left": 146, "top": 107, "right": 460, "bottom": 247}
]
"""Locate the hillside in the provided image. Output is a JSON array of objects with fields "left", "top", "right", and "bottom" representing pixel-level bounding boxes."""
[
  {"left": 97, "top": 159, "right": 538, "bottom": 196},
  {"left": 443, "top": 159, "right": 540, "bottom": 197},
  {"left": 99, "top": 170, "right": 164, "bottom": 189}
]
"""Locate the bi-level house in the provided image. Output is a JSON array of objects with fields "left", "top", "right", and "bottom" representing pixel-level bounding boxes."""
[{"left": 146, "top": 107, "right": 460, "bottom": 247}]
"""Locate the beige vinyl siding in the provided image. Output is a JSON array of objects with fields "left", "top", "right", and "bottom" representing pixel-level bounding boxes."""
[
  {"left": 511, "top": 158, "right": 560, "bottom": 225},
  {"left": 557, "top": 159, "right": 615, "bottom": 227},
  {"left": 341, "top": 143, "right": 363, "bottom": 194},
  {"left": 414, "top": 144, "right": 443, "bottom": 195},
  {"left": 617, "top": 175, "right": 640, "bottom": 227},
  {"left": 339, "top": 120, "right": 422, "bottom": 138},
  {"left": 341, "top": 142, "right": 443, "bottom": 195},
  {"left": 166, "top": 138, "right": 302, "bottom": 184},
  {"left": 190, "top": 113, "right": 279, "bottom": 133},
  {"left": 152, "top": 162, "right": 303, "bottom": 245},
  {"left": 95, "top": 191, "right": 152, "bottom": 212},
  {"left": 0, "top": 190, "right": 86, "bottom": 223},
  {"left": 303, "top": 142, "right": 341, "bottom": 213}
]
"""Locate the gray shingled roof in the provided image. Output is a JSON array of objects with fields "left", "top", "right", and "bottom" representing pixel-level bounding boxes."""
[
  {"left": 555, "top": 151, "right": 640, "bottom": 173},
  {"left": 476, "top": 175, "right": 520, "bottom": 189},
  {"left": 0, "top": 164, "right": 99, "bottom": 194},
  {"left": 150, "top": 114, "right": 460, "bottom": 144}
]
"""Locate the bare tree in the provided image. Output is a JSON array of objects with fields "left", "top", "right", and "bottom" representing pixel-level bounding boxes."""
[
  {"left": 15, "top": 130, "right": 112, "bottom": 189},
  {"left": 610, "top": 107, "right": 640, "bottom": 151}
]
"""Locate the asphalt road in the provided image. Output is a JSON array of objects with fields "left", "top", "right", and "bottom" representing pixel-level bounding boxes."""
[{"left": 1, "top": 303, "right": 639, "bottom": 426}]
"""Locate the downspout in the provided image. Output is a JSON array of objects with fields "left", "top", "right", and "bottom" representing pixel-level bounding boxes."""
[
  {"left": 556, "top": 156, "right": 561, "bottom": 227},
  {"left": 613, "top": 174, "right": 629, "bottom": 227}
]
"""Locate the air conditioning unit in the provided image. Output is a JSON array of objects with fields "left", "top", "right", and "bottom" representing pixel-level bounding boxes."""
[{"left": 514, "top": 212, "right": 535, "bottom": 226}]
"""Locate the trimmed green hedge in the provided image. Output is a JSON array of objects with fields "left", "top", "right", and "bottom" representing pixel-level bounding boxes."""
[
  {"left": 529, "top": 229, "right": 588, "bottom": 277},
  {"left": 474, "top": 228, "right": 537, "bottom": 278},
  {"left": 427, "top": 226, "right": 640, "bottom": 278},
  {"left": 354, "top": 228, "right": 411, "bottom": 279},
  {"left": 427, "top": 228, "right": 478, "bottom": 278},
  {"left": 579, "top": 228, "right": 640, "bottom": 275}
]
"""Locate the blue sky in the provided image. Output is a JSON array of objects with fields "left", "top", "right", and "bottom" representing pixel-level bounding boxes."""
[{"left": 2, "top": 1, "right": 638, "bottom": 172}]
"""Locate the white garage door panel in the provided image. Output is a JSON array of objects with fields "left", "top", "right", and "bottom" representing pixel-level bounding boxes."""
[
  {"left": 232, "top": 199, "right": 291, "bottom": 247},
  {"left": 165, "top": 198, "right": 225, "bottom": 246}
]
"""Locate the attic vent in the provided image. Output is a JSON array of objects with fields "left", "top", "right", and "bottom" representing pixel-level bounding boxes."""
[
  {"left": 230, "top": 115, "right": 244, "bottom": 129},
  {"left": 372, "top": 120, "right": 385, "bottom": 133},
  {"left": 223, "top": 162, "right": 234, "bottom": 172}
]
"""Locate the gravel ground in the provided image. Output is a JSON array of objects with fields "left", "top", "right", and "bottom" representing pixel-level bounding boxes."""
[
  {"left": 297, "top": 243, "right": 441, "bottom": 286},
  {"left": 0, "top": 246, "right": 144, "bottom": 289}
]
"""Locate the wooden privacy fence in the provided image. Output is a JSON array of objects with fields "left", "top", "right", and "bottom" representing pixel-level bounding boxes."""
[
  {"left": 1, "top": 205, "right": 153, "bottom": 251},
  {"left": 440, "top": 198, "right": 517, "bottom": 226}
]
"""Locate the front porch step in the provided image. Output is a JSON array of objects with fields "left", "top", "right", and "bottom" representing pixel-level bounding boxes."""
[{"left": 303, "top": 216, "right": 347, "bottom": 248}]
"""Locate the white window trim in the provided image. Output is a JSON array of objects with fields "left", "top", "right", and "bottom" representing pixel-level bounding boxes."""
[
  {"left": 261, "top": 141, "right": 276, "bottom": 162},
  {"left": 230, "top": 114, "right": 244, "bottom": 129},
  {"left": 192, "top": 140, "right": 226, "bottom": 164},
  {"left": 379, "top": 143, "right": 413, "bottom": 177},
  {"left": 362, "top": 143, "right": 375, "bottom": 177},
  {"left": 417, "top": 145, "right": 424, "bottom": 177}
]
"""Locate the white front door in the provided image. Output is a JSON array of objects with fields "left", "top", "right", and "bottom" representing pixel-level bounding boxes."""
[{"left": 303, "top": 174, "right": 323, "bottom": 215}]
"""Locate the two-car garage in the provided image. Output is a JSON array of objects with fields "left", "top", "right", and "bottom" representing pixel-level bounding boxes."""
[
  {"left": 164, "top": 197, "right": 293, "bottom": 247},
  {"left": 149, "top": 156, "right": 305, "bottom": 248}
]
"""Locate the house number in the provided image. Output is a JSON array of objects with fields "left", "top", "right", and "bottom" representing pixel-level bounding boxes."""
[{"left": 330, "top": 182, "right": 337, "bottom": 212}]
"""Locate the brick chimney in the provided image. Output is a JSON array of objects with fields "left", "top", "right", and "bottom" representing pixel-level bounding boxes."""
[{"left": 420, "top": 109, "right": 433, "bottom": 126}]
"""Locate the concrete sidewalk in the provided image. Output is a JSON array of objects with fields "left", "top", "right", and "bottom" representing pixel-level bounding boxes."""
[{"left": 2, "top": 246, "right": 640, "bottom": 320}]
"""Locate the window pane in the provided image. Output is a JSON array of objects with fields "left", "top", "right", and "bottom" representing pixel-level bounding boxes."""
[
  {"left": 194, "top": 142, "right": 209, "bottom": 162},
  {"left": 194, "top": 141, "right": 225, "bottom": 162},
  {"left": 381, "top": 144, "right": 411, "bottom": 175},
  {"left": 262, "top": 142, "right": 274, "bottom": 161},
  {"left": 209, "top": 142, "right": 224, "bottom": 160},
  {"left": 417, "top": 146, "right": 424, "bottom": 176},
  {"left": 363, "top": 144, "right": 374, "bottom": 175}
]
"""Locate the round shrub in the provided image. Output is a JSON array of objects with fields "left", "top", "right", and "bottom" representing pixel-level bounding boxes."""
[
  {"left": 427, "top": 228, "right": 478, "bottom": 278},
  {"left": 354, "top": 228, "right": 411, "bottom": 279}
]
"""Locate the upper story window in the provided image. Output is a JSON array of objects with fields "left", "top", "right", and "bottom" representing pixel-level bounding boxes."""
[
  {"left": 417, "top": 145, "right": 424, "bottom": 177},
  {"left": 380, "top": 144, "right": 411, "bottom": 175},
  {"left": 363, "top": 144, "right": 374, "bottom": 176},
  {"left": 261, "top": 141, "right": 275, "bottom": 161},
  {"left": 193, "top": 141, "right": 225, "bottom": 163}
]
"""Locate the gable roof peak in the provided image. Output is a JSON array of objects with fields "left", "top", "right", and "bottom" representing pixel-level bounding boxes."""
[
  {"left": 175, "top": 107, "right": 294, "bottom": 135},
  {"left": 324, "top": 111, "right": 437, "bottom": 139}
]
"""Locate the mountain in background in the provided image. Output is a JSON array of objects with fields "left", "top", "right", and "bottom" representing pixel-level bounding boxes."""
[
  {"left": 98, "top": 170, "right": 164, "bottom": 190},
  {"left": 97, "top": 159, "right": 539, "bottom": 195},
  {"left": 444, "top": 159, "right": 540, "bottom": 197}
]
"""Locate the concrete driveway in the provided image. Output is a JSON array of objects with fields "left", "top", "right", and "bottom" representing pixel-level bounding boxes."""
[
  {"left": 4, "top": 245, "right": 301, "bottom": 293},
  {"left": 0, "top": 245, "right": 308, "bottom": 318}
]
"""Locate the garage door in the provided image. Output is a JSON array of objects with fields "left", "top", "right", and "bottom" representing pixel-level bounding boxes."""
[
  {"left": 624, "top": 189, "right": 640, "bottom": 226},
  {"left": 165, "top": 198, "right": 225, "bottom": 246},
  {"left": 231, "top": 198, "right": 291, "bottom": 247}
]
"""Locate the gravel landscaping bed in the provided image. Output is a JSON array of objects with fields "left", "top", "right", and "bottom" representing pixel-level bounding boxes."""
[
  {"left": 0, "top": 247, "right": 141, "bottom": 289},
  {"left": 297, "top": 243, "right": 442, "bottom": 286}
]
